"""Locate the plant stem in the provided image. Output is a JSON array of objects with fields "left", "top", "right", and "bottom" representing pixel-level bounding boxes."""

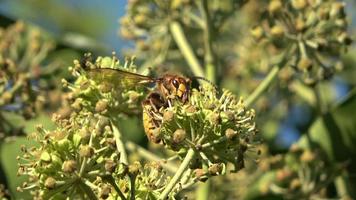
[
  {"left": 201, "top": 0, "right": 216, "bottom": 84},
  {"left": 79, "top": 179, "right": 98, "bottom": 200},
  {"left": 159, "top": 148, "right": 196, "bottom": 200},
  {"left": 197, "top": 181, "right": 210, "bottom": 200},
  {"left": 335, "top": 174, "right": 354, "bottom": 198},
  {"left": 313, "top": 84, "right": 325, "bottom": 114},
  {"left": 129, "top": 174, "right": 136, "bottom": 200},
  {"left": 111, "top": 122, "right": 128, "bottom": 165},
  {"left": 125, "top": 141, "right": 178, "bottom": 173},
  {"left": 169, "top": 21, "right": 205, "bottom": 78},
  {"left": 289, "top": 81, "right": 316, "bottom": 106},
  {"left": 103, "top": 175, "right": 127, "bottom": 200},
  {"left": 245, "top": 65, "right": 280, "bottom": 107},
  {"left": 79, "top": 127, "right": 94, "bottom": 176}
]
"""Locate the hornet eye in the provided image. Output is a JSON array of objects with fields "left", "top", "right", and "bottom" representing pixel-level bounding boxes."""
[{"left": 172, "top": 79, "right": 180, "bottom": 88}]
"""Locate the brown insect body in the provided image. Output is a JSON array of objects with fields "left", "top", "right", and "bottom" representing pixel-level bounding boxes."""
[
  {"left": 143, "top": 75, "right": 191, "bottom": 143},
  {"left": 86, "top": 68, "right": 191, "bottom": 142}
]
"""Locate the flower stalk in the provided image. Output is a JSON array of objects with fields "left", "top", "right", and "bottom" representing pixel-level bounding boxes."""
[
  {"left": 169, "top": 21, "right": 205, "bottom": 78},
  {"left": 159, "top": 148, "right": 196, "bottom": 200},
  {"left": 245, "top": 65, "right": 280, "bottom": 107},
  {"left": 112, "top": 122, "right": 128, "bottom": 165}
]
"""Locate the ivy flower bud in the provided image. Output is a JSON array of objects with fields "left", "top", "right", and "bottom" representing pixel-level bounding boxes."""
[
  {"left": 79, "top": 145, "right": 94, "bottom": 158},
  {"left": 95, "top": 100, "right": 108, "bottom": 113},
  {"left": 251, "top": 26, "right": 264, "bottom": 40},
  {"left": 129, "top": 162, "right": 141, "bottom": 176},
  {"left": 291, "top": 0, "right": 307, "bottom": 10},
  {"left": 40, "top": 151, "right": 52, "bottom": 162},
  {"left": 208, "top": 163, "right": 223, "bottom": 175},
  {"left": 44, "top": 177, "right": 56, "bottom": 189},
  {"left": 268, "top": 0, "right": 283, "bottom": 14},
  {"left": 62, "top": 160, "right": 77, "bottom": 173},
  {"left": 163, "top": 110, "right": 174, "bottom": 122},
  {"left": 173, "top": 129, "right": 186, "bottom": 144},
  {"left": 225, "top": 128, "right": 237, "bottom": 140},
  {"left": 270, "top": 25, "right": 284, "bottom": 37},
  {"left": 209, "top": 113, "right": 221, "bottom": 125},
  {"left": 300, "top": 150, "right": 315, "bottom": 163},
  {"left": 105, "top": 160, "right": 117, "bottom": 173},
  {"left": 194, "top": 169, "right": 208, "bottom": 182},
  {"left": 99, "top": 184, "right": 111, "bottom": 199},
  {"left": 297, "top": 58, "right": 313, "bottom": 71}
]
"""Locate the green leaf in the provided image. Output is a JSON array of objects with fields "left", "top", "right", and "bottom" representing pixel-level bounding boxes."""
[
  {"left": 298, "top": 88, "right": 356, "bottom": 161},
  {"left": 0, "top": 137, "right": 36, "bottom": 199},
  {"left": 298, "top": 88, "right": 356, "bottom": 198}
]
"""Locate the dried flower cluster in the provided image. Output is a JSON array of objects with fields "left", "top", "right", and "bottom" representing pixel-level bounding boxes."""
[
  {"left": 250, "top": 0, "right": 351, "bottom": 85},
  {"left": 0, "top": 21, "right": 56, "bottom": 119},
  {"left": 257, "top": 145, "right": 343, "bottom": 199},
  {"left": 120, "top": 0, "right": 247, "bottom": 68}
]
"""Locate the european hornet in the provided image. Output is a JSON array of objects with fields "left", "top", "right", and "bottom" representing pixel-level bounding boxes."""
[{"left": 85, "top": 67, "right": 191, "bottom": 142}]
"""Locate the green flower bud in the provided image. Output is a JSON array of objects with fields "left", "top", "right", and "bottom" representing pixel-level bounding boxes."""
[
  {"left": 173, "top": 129, "right": 186, "bottom": 144},
  {"left": 289, "top": 178, "right": 301, "bottom": 190},
  {"left": 297, "top": 58, "right": 313, "bottom": 71},
  {"left": 300, "top": 150, "right": 315, "bottom": 163},
  {"left": 105, "top": 160, "right": 117, "bottom": 173},
  {"left": 44, "top": 177, "right": 56, "bottom": 189},
  {"left": 276, "top": 168, "right": 292, "bottom": 182},
  {"left": 57, "top": 139, "right": 71, "bottom": 152},
  {"left": 105, "top": 138, "right": 117, "bottom": 149},
  {"left": 1, "top": 91, "right": 13, "bottom": 104},
  {"left": 40, "top": 151, "right": 51, "bottom": 162},
  {"left": 171, "top": 0, "right": 183, "bottom": 9},
  {"left": 117, "top": 163, "right": 129, "bottom": 176},
  {"left": 79, "top": 127, "right": 91, "bottom": 141},
  {"left": 291, "top": 0, "right": 307, "bottom": 10},
  {"left": 251, "top": 26, "right": 264, "bottom": 40},
  {"left": 99, "top": 184, "right": 111, "bottom": 199},
  {"left": 99, "top": 83, "right": 113, "bottom": 93},
  {"left": 225, "top": 128, "right": 237, "bottom": 140},
  {"left": 295, "top": 18, "right": 306, "bottom": 32},
  {"left": 337, "top": 32, "right": 352, "bottom": 45},
  {"left": 128, "top": 161, "right": 141, "bottom": 175},
  {"left": 221, "top": 111, "right": 235, "bottom": 121},
  {"left": 184, "top": 105, "right": 197, "bottom": 114},
  {"left": 268, "top": 0, "right": 283, "bottom": 14},
  {"left": 270, "top": 25, "right": 284, "bottom": 37},
  {"left": 136, "top": 39, "right": 149, "bottom": 51},
  {"left": 120, "top": 28, "right": 135, "bottom": 40},
  {"left": 209, "top": 113, "right": 221, "bottom": 125},
  {"left": 79, "top": 145, "right": 94, "bottom": 158},
  {"left": 133, "top": 14, "right": 147, "bottom": 27},
  {"left": 62, "top": 160, "right": 77, "bottom": 173},
  {"left": 128, "top": 91, "right": 141, "bottom": 103},
  {"left": 51, "top": 154, "right": 63, "bottom": 167},
  {"left": 208, "top": 163, "right": 223, "bottom": 175},
  {"left": 100, "top": 57, "right": 113, "bottom": 68},
  {"left": 56, "top": 107, "right": 72, "bottom": 120},
  {"left": 194, "top": 169, "right": 208, "bottom": 182},
  {"left": 163, "top": 110, "right": 174, "bottom": 122},
  {"left": 95, "top": 100, "right": 108, "bottom": 113},
  {"left": 330, "top": 2, "right": 345, "bottom": 18},
  {"left": 49, "top": 130, "right": 66, "bottom": 141}
]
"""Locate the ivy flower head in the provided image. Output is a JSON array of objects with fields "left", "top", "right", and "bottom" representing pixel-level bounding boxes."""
[{"left": 143, "top": 85, "right": 259, "bottom": 172}]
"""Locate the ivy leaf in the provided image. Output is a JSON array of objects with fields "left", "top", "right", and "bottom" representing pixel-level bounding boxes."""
[{"left": 298, "top": 88, "right": 356, "bottom": 162}]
